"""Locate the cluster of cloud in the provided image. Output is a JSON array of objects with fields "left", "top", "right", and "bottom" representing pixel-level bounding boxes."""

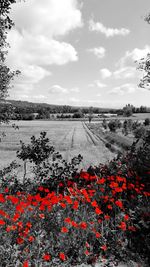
[
  {"left": 89, "top": 45, "right": 150, "bottom": 96},
  {"left": 49, "top": 85, "right": 80, "bottom": 94},
  {"left": 7, "top": 0, "right": 83, "bottom": 96},
  {"left": 109, "top": 83, "right": 136, "bottom": 95},
  {"left": 89, "top": 19, "right": 130, "bottom": 38},
  {"left": 87, "top": 46, "right": 106, "bottom": 59}
]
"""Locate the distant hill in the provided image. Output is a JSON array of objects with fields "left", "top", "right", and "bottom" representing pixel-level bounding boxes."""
[{"left": 3, "top": 99, "right": 119, "bottom": 114}]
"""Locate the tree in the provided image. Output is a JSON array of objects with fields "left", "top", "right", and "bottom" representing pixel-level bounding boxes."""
[
  {"left": 123, "top": 104, "right": 133, "bottom": 117},
  {"left": 144, "top": 118, "right": 150, "bottom": 126},
  {"left": 137, "top": 13, "right": 150, "bottom": 89},
  {"left": 0, "top": 0, "right": 19, "bottom": 123}
]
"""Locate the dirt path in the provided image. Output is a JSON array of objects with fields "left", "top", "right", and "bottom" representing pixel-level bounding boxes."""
[{"left": 57, "top": 122, "right": 116, "bottom": 169}]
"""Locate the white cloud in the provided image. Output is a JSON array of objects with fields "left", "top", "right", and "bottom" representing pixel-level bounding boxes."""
[
  {"left": 7, "top": 0, "right": 82, "bottom": 93},
  {"left": 10, "top": 0, "right": 83, "bottom": 38},
  {"left": 100, "top": 68, "right": 112, "bottom": 79},
  {"left": 70, "top": 87, "right": 80, "bottom": 92},
  {"left": 113, "top": 66, "right": 136, "bottom": 79},
  {"left": 89, "top": 19, "right": 130, "bottom": 38},
  {"left": 109, "top": 83, "right": 136, "bottom": 95},
  {"left": 49, "top": 85, "right": 69, "bottom": 94},
  {"left": 88, "top": 47, "right": 106, "bottom": 58},
  {"left": 118, "top": 45, "right": 150, "bottom": 67}
]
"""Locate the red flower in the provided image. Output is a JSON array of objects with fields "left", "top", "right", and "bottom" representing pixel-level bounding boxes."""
[
  {"left": 43, "top": 253, "right": 51, "bottom": 261},
  {"left": 118, "top": 222, "right": 126, "bottom": 231},
  {"left": 79, "top": 222, "right": 87, "bottom": 229},
  {"left": 59, "top": 252, "right": 66, "bottom": 261},
  {"left": 97, "top": 178, "right": 105, "bottom": 184},
  {"left": 26, "top": 222, "right": 32, "bottom": 228},
  {"left": 16, "top": 237, "right": 24, "bottom": 244},
  {"left": 104, "top": 215, "right": 110, "bottom": 220},
  {"left": 39, "top": 213, "right": 45, "bottom": 219},
  {"left": 0, "top": 194, "right": 5, "bottom": 203},
  {"left": 23, "top": 260, "right": 29, "bottom": 267},
  {"left": 91, "top": 200, "right": 98, "bottom": 207},
  {"left": 95, "top": 207, "right": 103, "bottom": 215},
  {"left": 95, "top": 232, "right": 101, "bottom": 238},
  {"left": 101, "top": 245, "right": 107, "bottom": 251},
  {"left": 124, "top": 214, "right": 129, "bottom": 221},
  {"left": 28, "top": 236, "right": 34, "bottom": 242},
  {"left": 80, "top": 172, "right": 89, "bottom": 180},
  {"left": 72, "top": 200, "right": 79, "bottom": 210},
  {"left": 64, "top": 217, "right": 72, "bottom": 224},
  {"left": 107, "top": 204, "right": 113, "bottom": 210},
  {"left": 0, "top": 219, "right": 5, "bottom": 225},
  {"left": 85, "top": 249, "right": 90, "bottom": 255},
  {"left": 60, "top": 203, "right": 66, "bottom": 208},
  {"left": 115, "top": 200, "right": 123, "bottom": 209},
  {"left": 61, "top": 227, "right": 69, "bottom": 233},
  {"left": 71, "top": 221, "right": 78, "bottom": 228}
]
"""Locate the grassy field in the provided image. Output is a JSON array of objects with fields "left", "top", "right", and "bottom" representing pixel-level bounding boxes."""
[{"left": 0, "top": 120, "right": 116, "bottom": 170}]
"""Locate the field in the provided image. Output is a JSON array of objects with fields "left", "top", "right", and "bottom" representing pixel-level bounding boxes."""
[{"left": 0, "top": 120, "right": 116, "bottom": 170}]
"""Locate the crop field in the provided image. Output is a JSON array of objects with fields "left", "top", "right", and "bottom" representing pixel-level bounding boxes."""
[{"left": 0, "top": 120, "right": 116, "bottom": 170}]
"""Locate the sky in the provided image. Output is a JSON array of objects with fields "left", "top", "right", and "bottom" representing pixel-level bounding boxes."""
[{"left": 6, "top": 0, "right": 150, "bottom": 108}]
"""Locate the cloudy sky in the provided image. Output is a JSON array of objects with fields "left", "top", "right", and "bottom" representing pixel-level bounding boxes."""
[{"left": 7, "top": 0, "right": 150, "bottom": 108}]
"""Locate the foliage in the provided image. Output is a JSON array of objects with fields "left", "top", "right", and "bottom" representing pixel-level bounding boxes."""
[
  {"left": 144, "top": 118, "right": 150, "bottom": 126},
  {"left": 0, "top": 0, "right": 20, "bottom": 123},
  {"left": 123, "top": 104, "right": 133, "bottom": 117},
  {"left": 16, "top": 132, "right": 83, "bottom": 188},
  {"left": 0, "top": 167, "right": 149, "bottom": 266},
  {"left": 108, "top": 120, "right": 121, "bottom": 132},
  {"left": 133, "top": 126, "right": 146, "bottom": 139}
]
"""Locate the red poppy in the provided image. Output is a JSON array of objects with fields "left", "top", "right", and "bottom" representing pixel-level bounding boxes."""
[
  {"left": 95, "top": 207, "right": 103, "bottom": 215},
  {"left": 95, "top": 232, "right": 101, "bottom": 238},
  {"left": 85, "top": 250, "right": 90, "bottom": 255},
  {"left": 107, "top": 204, "right": 113, "bottom": 210},
  {"left": 118, "top": 221, "right": 126, "bottom": 231},
  {"left": 43, "top": 253, "right": 51, "bottom": 261},
  {"left": 59, "top": 252, "right": 66, "bottom": 261},
  {"left": 97, "top": 178, "right": 105, "bottom": 184},
  {"left": 0, "top": 219, "right": 5, "bottom": 225},
  {"left": 79, "top": 222, "right": 87, "bottom": 229},
  {"left": 16, "top": 237, "right": 24, "bottom": 244},
  {"left": 60, "top": 203, "right": 66, "bottom": 208},
  {"left": 91, "top": 200, "right": 98, "bottom": 207},
  {"left": 72, "top": 200, "right": 79, "bottom": 210},
  {"left": 39, "top": 213, "right": 45, "bottom": 219},
  {"left": 104, "top": 215, "right": 110, "bottom": 220},
  {"left": 64, "top": 217, "right": 72, "bottom": 224},
  {"left": 124, "top": 214, "right": 129, "bottom": 221},
  {"left": 61, "top": 227, "right": 69, "bottom": 233},
  {"left": 23, "top": 260, "right": 29, "bottom": 267},
  {"left": 71, "top": 221, "right": 78, "bottom": 228},
  {"left": 26, "top": 222, "right": 32, "bottom": 228},
  {"left": 0, "top": 194, "right": 5, "bottom": 203},
  {"left": 101, "top": 245, "right": 107, "bottom": 251},
  {"left": 28, "top": 236, "right": 34, "bottom": 242},
  {"left": 115, "top": 200, "right": 123, "bottom": 209}
]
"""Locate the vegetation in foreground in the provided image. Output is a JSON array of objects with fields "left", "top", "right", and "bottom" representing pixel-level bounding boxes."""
[{"left": 0, "top": 130, "right": 149, "bottom": 267}]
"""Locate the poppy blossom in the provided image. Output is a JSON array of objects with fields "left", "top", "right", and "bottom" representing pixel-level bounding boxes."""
[
  {"left": 59, "top": 252, "right": 66, "bottom": 261},
  {"left": 95, "top": 207, "right": 103, "bottom": 215},
  {"left": 95, "top": 232, "right": 101, "bottom": 238},
  {"left": 43, "top": 253, "right": 51, "bottom": 261},
  {"left": 61, "top": 227, "right": 69, "bottom": 233},
  {"left": 79, "top": 222, "right": 87, "bottom": 229},
  {"left": 101, "top": 245, "right": 107, "bottom": 251},
  {"left": 118, "top": 222, "right": 126, "bottom": 231},
  {"left": 0, "top": 219, "right": 5, "bottom": 225},
  {"left": 23, "top": 260, "right": 29, "bottom": 267},
  {"left": 115, "top": 200, "right": 123, "bottom": 209},
  {"left": 85, "top": 249, "right": 90, "bottom": 255}
]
